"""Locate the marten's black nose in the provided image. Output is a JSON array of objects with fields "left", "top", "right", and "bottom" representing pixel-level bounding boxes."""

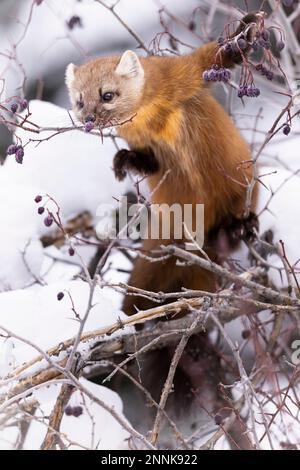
[{"left": 84, "top": 115, "right": 96, "bottom": 123}]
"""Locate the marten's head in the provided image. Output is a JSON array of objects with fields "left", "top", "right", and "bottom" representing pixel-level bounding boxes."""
[{"left": 65, "top": 50, "right": 144, "bottom": 126}]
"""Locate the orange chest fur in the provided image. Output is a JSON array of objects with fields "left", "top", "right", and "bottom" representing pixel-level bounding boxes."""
[{"left": 118, "top": 103, "right": 183, "bottom": 149}]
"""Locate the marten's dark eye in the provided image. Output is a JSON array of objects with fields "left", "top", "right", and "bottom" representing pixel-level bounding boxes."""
[
  {"left": 102, "top": 91, "right": 115, "bottom": 102},
  {"left": 76, "top": 93, "right": 84, "bottom": 109}
]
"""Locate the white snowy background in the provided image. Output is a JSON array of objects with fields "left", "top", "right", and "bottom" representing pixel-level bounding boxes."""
[{"left": 0, "top": 0, "right": 300, "bottom": 450}]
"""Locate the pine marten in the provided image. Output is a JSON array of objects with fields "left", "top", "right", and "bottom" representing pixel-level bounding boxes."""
[{"left": 66, "top": 13, "right": 259, "bottom": 316}]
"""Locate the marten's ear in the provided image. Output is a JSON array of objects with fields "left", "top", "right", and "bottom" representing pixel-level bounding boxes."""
[
  {"left": 115, "top": 50, "right": 144, "bottom": 79},
  {"left": 65, "top": 63, "right": 77, "bottom": 88}
]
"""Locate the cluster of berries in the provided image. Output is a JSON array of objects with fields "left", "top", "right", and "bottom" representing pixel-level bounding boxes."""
[
  {"left": 64, "top": 405, "right": 83, "bottom": 417},
  {"left": 215, "top": 18, "right": 288, "bottom": 100},
  {"left": 238, "top": 84, "right": 261, "bottom": 98},
  {"left": 253, "top": 29, "right": 271, "bottom": 50},
  {"left": 34, "top": 195, "right": 53, "bottom": 227},
  {"left": 34, "top": 195, "right": 76, "bottom": 264},
  {"left": 84, "top": 115, "right": 95, "bottom": 132},
  {"left": 6, "top": 144, "right": 24, "bottom": 164},
  {"left": 255, "top": 64, "right": 274, "bottom": 80},
  {"left": 9, "top": 98, "right": 28, "bottom": 115},
  {"left": 203, "top": 65, "right": 231, "bottom": 83},
  {"left": 252, "top": 29, "right": 285, "bottom": 53}
]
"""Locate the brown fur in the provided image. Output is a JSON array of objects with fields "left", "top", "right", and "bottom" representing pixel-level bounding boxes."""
[{"left": 66, "top": 14, "right": 258, "bottom": 316}]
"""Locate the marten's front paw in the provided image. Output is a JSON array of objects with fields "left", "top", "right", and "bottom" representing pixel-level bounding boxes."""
[
  {"left": 113, "top": 149, "right": 132, "bottom": 181},
  {"left": 113, "top": 148, "right": 160, "bottom": 181}
]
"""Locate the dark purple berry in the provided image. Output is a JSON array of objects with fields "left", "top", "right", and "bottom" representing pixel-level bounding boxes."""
[
  {"left": 247, "top": 86, "right": 254, "bottom": 97},
  {"left": 72, "top": 406, "right": 83, "bottom": 417},
  {"left": 35, "top": 195, "right": 43, "bottom": 203},
  {"left": 6, "top": 144, "right": 17, "bottom": 155},
  {"left": 283, "top": 124, "right": 291, "bottom": 135},
  {"left": 242, "top": 329, "right": 251, "bottom": 339},
  {"left": 247, "top": 85, "right": 260, "bottom": 98},
  {"left": 260, "top": 66, "right": 267, "bottom": 76},
  {"left": 254, "top": 87, "right": 260, "bottom": 97},
  {"left": 15, "top": 147, "right": 24, "bottom": 164},
  {"left": 35, "top": 0, "right": 44, "bottom": 4},
  {"left": 68, "top": 247, "right": 75, "bottom": 256},
  {"left": 84, "top": 121, "right": 94, "bottom": 132},
  {"left": 258, "top": 38, "right": 270, "bottom": 49},
  {"left": 38, "top": 206, "right": 45, "bottom": 215},
  {"left": 66, "top": 15, "right": 83, "bottom": 30},
  {"left": 10, "top": 103, "right": 18, "bottom": 114},
  {"left": 57, "top": 292, "right": 64, "bottom": 301},
  {"left": 276, "top": 40, "right": 285, "bottom": 51},
  {"left": 64, "top": 405, "right": 82, "bottom": 417},
  {"left": 261, "top": 30, "right": 270, "bottom": 41},
  {"left": 19, "top": 99, "right": 28, "bottom": 111},
  {"left": 188, "top": 21, "right": 196, "bottom": 31},
  {"left": 44, "top": 215, "right": 53, "bottom": 227},
  {"left": 238, "top": 85, "right": 247, "bottom": 98},
  {"left": 203, "top": 70, "right": 210, "bottom": 81},
  {"left": 65, "top": 405, "right": 72, "bottom": 415},
  {"left": 222, "top": 68, "right": 231, "bottom": 82},
  {"left": 214, "top": 414, "right": 223, "bottom": 425},
  {"left": 216, "top": 69, "right": 223, "bottom": 81},
  {"left": 265, "top": 70, "right": 274, "bottom": 81},
  {"left": 237, "top": 38, "right": 247, "bottom": 50},
  {"left": 209, "top": 69, "right": 218, "bottom": 81}
]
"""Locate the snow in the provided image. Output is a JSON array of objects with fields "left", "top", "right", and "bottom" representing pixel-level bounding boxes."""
[
  {"left": 0, "top": 278, "right": 133, "bottom": 377},
  {"left": 0, "top": 99, "right": 131, "bottom": 290},
  {"left": 0, "top": 97, "right": 135, "bottom": 450},
  {"left": 241, "top": 375, "right": 300, "bottom": 450},
  {"left": 0, "top": 0, "right": 300, "bottom": 450},
  {"left": 256, "top": 166, "right": 300, "bottom": 287},
  {"left": 0, "top": 98, "right": 299, "bottom": 448},
  {"left": 1, "top": 377, "right": 131, "bottom": 450},
  {"left": 8, "top": 100, "right": 131, "bottom": 218},
  {"left": 28, "top": 378, "right": 131, "bottom": 450},
  {"left": 225, "top": 88, "right": 300, "bottom": 288},
  {"left": 232, "top": 165, "right": 300, "bottom": 288}
]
